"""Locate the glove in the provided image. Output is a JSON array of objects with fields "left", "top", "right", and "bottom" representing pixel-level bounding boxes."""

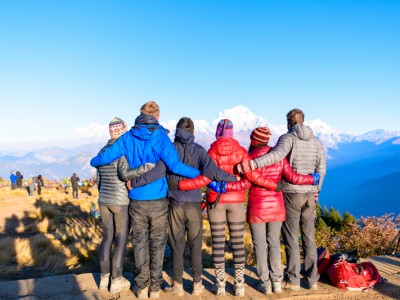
[
  {"left": 207, "top": 181, "right": 221, "bottom": 193},
  {"left": 219, "top": 181, "right": 227, "bottom": 193},
  {"left": 236, "top": 160, "right": 257, "bottom": 174},
  {"left": 310, "top": 173, "right": 321, "bottom": 185},
  {"left": 168, "top": 180, "right": 179, "bottom": 191},
  {"left": 275, "top": 182, "right": 286, "bottom": 192}
]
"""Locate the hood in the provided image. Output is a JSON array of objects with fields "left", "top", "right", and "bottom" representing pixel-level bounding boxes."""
[
  {"left": 130, "top": 114, "right": 168, "bottom": 141},
  {"left": 174, "top": 128, "right": 195, "bottom": 145},
  {"left": 289, "top": 123, "right": 314, "bottom": 141}
]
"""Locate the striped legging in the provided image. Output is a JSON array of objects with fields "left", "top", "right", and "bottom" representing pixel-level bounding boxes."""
[{"left": 207, "top": 203, "right": 246, "bottom": 268}]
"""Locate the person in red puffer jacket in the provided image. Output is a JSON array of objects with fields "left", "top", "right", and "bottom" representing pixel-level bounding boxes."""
[
  {"left": 245, "top": 127, "right": 319, "bottom": 295},
  {"left": 178, "top": 119, "right": 295, "bottom": 297}
]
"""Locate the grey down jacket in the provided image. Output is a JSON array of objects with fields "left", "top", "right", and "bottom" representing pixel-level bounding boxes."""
[{"left": 253, "top": 123, "right": 326, "bottom": 193}]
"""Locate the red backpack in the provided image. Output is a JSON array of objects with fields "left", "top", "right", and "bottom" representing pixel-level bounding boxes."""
[
  {"left": 328, "top": 259, "right": 381, "bottom": 291},
  {"left": 317, "top": 246, "right": 331, "bottom": 276}
]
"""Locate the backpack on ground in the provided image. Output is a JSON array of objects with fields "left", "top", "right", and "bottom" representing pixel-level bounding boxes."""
[
  {"left": 327, "top": 250, "right": 382, "bottom": 291},
  {"left": 317, "top": 246, "right": 331, "bottom": 276}
]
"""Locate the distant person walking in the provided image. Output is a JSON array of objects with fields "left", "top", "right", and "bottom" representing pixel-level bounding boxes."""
[
  {"left": 36, "top": 175, "right": 44, "bottom": 195},
  {"left": 97, "top": 117, "right": 155, "bottom": 294},
  {"left": 236, "top": 109, "right": 326, "bottom": 291},
  {"left": 10, "top": 171, "right": 17, "bottom": 190},
  {"left": 27, "top": 177, "right": 36, "bottom": 197},
  {"left": 16, "top": 171, "right": 23, "bottom": 189},
  {"left": 71, "top": 173, "right": 80, "bottom": 199}
]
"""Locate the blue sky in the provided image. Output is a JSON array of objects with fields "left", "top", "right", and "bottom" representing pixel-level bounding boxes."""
[{"left": 1, "top": 0, "right": 399, "bottom": 142}]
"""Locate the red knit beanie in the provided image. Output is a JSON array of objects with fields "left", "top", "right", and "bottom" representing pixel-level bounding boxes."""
[{"left": 250, "top": 127, "right": 271, "bottom": 147}]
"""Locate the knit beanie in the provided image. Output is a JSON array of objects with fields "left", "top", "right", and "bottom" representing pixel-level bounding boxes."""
[
  {"left": 215, "top": 119, "right": 233, "bottom": 139},
  {"left": 250, "top": 126, "right": 271, "bottom": 147},
  {"left": 109, "top": 117, "right": 128, "bottom": 139},
  {"left": 140, "top": 101, "right": 160, "bottom": 120}
]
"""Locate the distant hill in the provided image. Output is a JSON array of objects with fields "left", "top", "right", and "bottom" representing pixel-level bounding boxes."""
[{"left": 321, "top": 171, "right": 400, "bottom": 218}]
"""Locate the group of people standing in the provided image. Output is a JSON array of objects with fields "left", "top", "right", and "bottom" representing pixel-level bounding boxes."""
[
  {"left": 91, "top": 101, "right": 326, "bottom": 299},
  {"left": 9, "top": 171, "right": 23, "bottom": 190},
  {"left": 10, "top": 171, "right": 45, "bottom": 197}
]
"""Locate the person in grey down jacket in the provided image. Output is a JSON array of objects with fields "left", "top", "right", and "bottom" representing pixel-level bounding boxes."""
[
  {"left": 236, "top": 108, "right": 326, "bottom": 292},
  {"left": 127, "top": 117, "right": 237, "bottom": 297},
  {"left": 90, "top": 101, "right": 200, "bottom": 299},
  {"left": 97, "top": 117, "right": 155, "bottom": 294}
]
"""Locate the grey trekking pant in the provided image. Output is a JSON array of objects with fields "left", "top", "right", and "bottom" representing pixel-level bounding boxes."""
[
  {"left": 281, "top": 192, "right": 319, "bottom": 286},
  {"left": 168, "top": 201, "right": 203, "bottom": 284},
  {"left": 250, "top": 222, "right": 283, "bottom": 283},
  {"left": 99, "top": 204, "right": 129, "bottom": 278}
]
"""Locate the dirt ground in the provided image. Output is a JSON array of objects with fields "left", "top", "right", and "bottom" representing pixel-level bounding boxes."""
[{"left": 0, "top": 187, "right": 399, "bottom": 299}]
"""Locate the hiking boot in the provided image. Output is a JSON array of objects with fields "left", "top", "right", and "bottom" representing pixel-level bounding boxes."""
[
  {"left": 234, "top": 279, "right": 245, "bottom": 297},
  {"left": 284, "top": 281, "right": 300, "bottom": 291},
  {"left": 258, "top": 281, "right": 272, "bottom": 294},
  {"left": 109, "top": 276, "right": 131, "bottom": 294},
  {"left": 234, "top": 267, "right": 245, "bottom": 297},
  {"left": 272, "top": 280, "right": 282, "bottom": 293},
  {"left": 99, "top": 273, "right": 110, "bottom": 291},
  {"left": 192, "top": 280, "right": 205, "bottom": 296},
  {"left": 164, "top": 281, "right": 184, "bottom": 296},
  {"left": 133, "top": 286, "right": 149, "bottom": 299},
  {"left": 308, "top": 282, "right": 318, "bottom": 290},
  {"left": 149, "top": 290, "right": 160, "bottom": 299},
  {"left": 214, "top": 266, "right": 226, "bottom": 296}
]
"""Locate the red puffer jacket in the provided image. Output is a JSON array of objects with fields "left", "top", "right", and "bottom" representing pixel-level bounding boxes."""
[
  {"left": 179, "top": 138, "right": 279, "bottom": 204},
  {"left": 246, "top": 145, "right": 314, "bottom": 223}
]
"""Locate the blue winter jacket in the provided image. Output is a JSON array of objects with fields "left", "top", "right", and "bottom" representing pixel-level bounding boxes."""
[
  {"left": 90, "top": 115, "right": 200, "bottom": 200},
  {"left": 10, "top": 174, "right": 18, "bottom": 184}
]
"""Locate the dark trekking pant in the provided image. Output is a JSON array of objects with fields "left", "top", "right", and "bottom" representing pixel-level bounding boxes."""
[
  {"left": 72, "top": 186, "right": 78, "bottom": 199},
  {"left": 207, "top": 203, "right": 246, "bottom": 268},
  {"left": 11, "top": 183, "right": 16, "bottom": 190},
  {"left": 168, "top": 201, "right": 203, "bottom": 284},
  {"left": 37, "top": 186, "right": 42, "bottom": 195},
  {"left": 129, "top": 199, "right": 169, "bottom": 291},
  {"left": 99, "top": 204, "right": 129, "bottom": 278},
  {"left": 250, "top": 221, "right": 283, "bottom": 283},
  {"left": 281, "top": 192, "right": 319, "bottom": 286}
]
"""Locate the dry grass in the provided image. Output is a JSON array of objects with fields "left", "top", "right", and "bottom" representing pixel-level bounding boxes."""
[{"left": 0, "top": 186, "right": 100, "bottom": 277}]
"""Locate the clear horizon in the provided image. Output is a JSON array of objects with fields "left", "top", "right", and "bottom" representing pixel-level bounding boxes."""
[{"left": 1, "top": 1, "right": 399, "bottom": 142}]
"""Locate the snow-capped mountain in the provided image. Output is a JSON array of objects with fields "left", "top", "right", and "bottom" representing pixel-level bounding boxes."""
[
  {"left": 1, "top": 105, "right": 399, "bottom": 217},
  {"left": 1, "top": 105, "right": 399, "bottom": 180}
]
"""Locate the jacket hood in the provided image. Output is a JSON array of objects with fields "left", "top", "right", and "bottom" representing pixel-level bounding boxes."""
[
  {"left": 289, "top": 123, "right": 314, "bottom": 141},
  {"left": 130, "top": 114, "right": 167, "bottom": 141},
  {"left": 174, "top": 128, "right": 195, "bottom": 145}
]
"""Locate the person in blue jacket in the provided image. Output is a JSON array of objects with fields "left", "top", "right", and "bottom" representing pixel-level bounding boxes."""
[
  {"left": 90, "top": 101, "right": 200, "bottom": 299},
  {"left": 10, "top": 171, "right": 18, "bottom": 190}
]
